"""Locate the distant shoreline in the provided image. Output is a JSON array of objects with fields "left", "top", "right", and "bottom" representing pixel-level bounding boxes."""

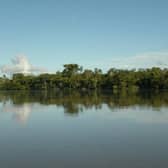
[{"left": 0, "top": 64, "right": 168, "bottom": 91}]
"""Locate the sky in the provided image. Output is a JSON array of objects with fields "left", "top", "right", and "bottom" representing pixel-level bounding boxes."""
[{"left": 0, "top": 0, "right": 168, "bottom": 74}]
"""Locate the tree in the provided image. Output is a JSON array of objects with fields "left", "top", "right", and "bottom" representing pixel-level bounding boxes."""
[{"left": 62, "top": 64, "right": 82, "bottom": 77}]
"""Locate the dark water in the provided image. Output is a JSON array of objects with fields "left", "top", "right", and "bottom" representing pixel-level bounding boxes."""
[{"left": 0, "top": 91, "right": 168, "bottom": 168}]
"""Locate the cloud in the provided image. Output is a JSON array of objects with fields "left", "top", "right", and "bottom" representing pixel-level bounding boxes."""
[
  {"left": 91, "top": 51, "right": 168, "bottom": 71},
  {"left": 0, "top": 54, "right": 47, "bottom": 75},
  {"left": 120, "top": 52, "right": 168, "bottom": 69},
  {"left": 1, "top": 51, "right": 167, "bottom": 75}
]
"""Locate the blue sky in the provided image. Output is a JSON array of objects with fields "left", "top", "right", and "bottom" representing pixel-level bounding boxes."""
[{"left": 0, "top": 0, "right": 168, "bottom": 73}]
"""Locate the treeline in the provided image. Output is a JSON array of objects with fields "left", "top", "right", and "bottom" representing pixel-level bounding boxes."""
[{"left": 0, "top": 64, "right": 168, "bottom": 91}]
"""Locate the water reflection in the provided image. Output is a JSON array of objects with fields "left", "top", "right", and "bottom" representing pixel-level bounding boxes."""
[
  {"left": 1, "top": 91, "right": 168, "bottom": 168},
  {"left": 2, "top": 103, "right": 32, "bottom": 124},
  {"left": 0, "top": 90, "right": 168, "bottom": 124}
]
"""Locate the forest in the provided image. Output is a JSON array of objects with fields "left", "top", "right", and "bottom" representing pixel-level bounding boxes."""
[{"left": 0, "top": 64, "right": 168, "bottom": 91}]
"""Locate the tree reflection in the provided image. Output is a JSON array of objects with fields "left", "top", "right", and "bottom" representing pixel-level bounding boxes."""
[{"left": 0, "top": 90, "right": 168, "bottom": 123}]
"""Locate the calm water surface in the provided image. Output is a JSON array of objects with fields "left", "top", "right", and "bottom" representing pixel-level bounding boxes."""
[{"left": 0, "top": 91, "right": 168, "bottom": 168}]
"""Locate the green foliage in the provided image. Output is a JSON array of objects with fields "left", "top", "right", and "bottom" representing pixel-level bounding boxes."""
[
  {"left": 0, "top": 65, "right": 168, "bottom": 91},
  {"left": 62, "top": 64, "right": 82, "bottom": 77}
]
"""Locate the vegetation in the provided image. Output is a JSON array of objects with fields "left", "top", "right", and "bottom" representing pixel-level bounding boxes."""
[{"left": 0, "top": 64, "right": 168, "bottom": 91}]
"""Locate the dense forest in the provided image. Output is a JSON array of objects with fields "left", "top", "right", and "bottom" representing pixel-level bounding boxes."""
[{"left": 0, "top": 64, "right": 168, "bottom": 91}]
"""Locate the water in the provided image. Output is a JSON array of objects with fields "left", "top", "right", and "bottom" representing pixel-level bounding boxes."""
[{"left": 0, "top": 91, "right": 168, "bottom": 168}]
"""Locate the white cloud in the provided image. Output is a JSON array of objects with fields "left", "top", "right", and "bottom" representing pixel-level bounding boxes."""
[
  {"left": 0, "top": 54, "right": 47, "bottom": 75},
  {"left": 1, "top": 51, "right": 168, "bottom": 75},
  {"left": 91, "top": 51, "right": 168, "bottom": 71},
  {"left": 120, "top": 52, "right": 168, "bottom": 69}
]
